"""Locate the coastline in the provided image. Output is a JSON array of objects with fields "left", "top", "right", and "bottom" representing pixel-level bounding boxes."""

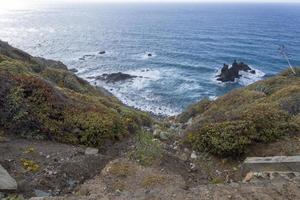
[{"left": 1, "top": 40, "right": 300, "bottom": 200}]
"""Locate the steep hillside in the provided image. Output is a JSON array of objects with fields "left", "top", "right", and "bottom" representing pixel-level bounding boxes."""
[
  {"left": 1, "top": 41, "right": 300, "bottom": 200},
  {"left": 0, "top": 40, "right": 151, "bottom": 147},
  {"left": 179, "top": 68, "right": 300, "bottom": 157}
]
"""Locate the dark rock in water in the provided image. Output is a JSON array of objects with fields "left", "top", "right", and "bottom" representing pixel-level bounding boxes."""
[
  {"left": 216, "top": 60, "right": 255, "bottom": 82},
  {"left": 69, "top": 68, "right": 78, "bottom": 73},
  {"left": 96, "top": 72, "right": 137, "bottom": 83},
  {"left": 250, "top": 70, "right": 256, "bottom": 74},
  {"left": 148, "top": 53, "right": 152, "bottom": 57},
  {"left": 99, "top": 51, "right": 106, "bottom": 55}
]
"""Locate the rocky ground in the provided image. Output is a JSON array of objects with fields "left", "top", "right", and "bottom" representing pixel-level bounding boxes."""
[
  {"left": 0, "top": 135, "right": 134, "bottom": 199},
  {"left": 28, "top": 158, "right": 300, "bottom": 200},
  {"left": 1, "top": 120, "right": 300, "bottom": 200}
]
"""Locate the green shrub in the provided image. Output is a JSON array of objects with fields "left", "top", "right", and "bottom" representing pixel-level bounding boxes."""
[
  {"left": 0, "top": 48, "right": 152, "bottom": 147},
  {"left": 41, "top": 68, "right": 91, "bottom": 93},
  {"left": 187, "top": 121, "right": 253, "bottom": 156},
  {"left": 184, "top": 68, "right": 300, "bottom": 157},
  {"left": 290, "top": 114, "right": 300, "bottom": 133},
  {"left": 242, "top": 104, "right": 289, "bottom": 142},
  {"left": 187, "top": 104, "right": 290, "bottom": 156},
  {"left": 64, "top": 109, "right": 126, "bottom": 146}
]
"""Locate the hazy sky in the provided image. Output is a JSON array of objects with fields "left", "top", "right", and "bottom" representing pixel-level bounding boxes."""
[
  {"left": 1, "top": 0, "right": 299, "bottom": 10},
  {"left": 1, "top": 0, "right": 300, "bottom": 4},
  {"left": 44, "top": 0, "right": 300, "bottom": 2}
]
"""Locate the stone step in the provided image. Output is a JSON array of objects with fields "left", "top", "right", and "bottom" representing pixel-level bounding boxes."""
[
  {"left": 0, "top": 164, "right": 17, "bottom": 192},
  {"left": 242, "top": 156, "right": 300, "bottom": 173}
]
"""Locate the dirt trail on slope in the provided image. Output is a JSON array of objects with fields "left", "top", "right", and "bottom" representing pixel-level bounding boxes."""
[
  {"left": 29, "top": 158, "right": 300, "bottom": 200},
  {"left": 0, "top": 135, "right": 134, "bottom": 198}
]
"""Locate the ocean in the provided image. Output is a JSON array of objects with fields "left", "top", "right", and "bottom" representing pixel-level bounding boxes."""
[{"left": 1, "top": 3, "right": 300, "bottom": 115}]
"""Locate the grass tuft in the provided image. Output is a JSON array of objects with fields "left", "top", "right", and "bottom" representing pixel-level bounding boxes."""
[{"left": 130, "top": 131, "right": 162, "bottom": 166}]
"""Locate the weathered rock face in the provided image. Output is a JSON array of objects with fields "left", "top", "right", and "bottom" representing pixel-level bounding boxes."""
[
  {"left": 96, "top": 72, "right": 138, "bottom": 83},
  {"left": 216, "top": 60, "right": 255, "bottom": 82},
  {"left": 0, "top": 165, "right": 17, "bottom": 192}
]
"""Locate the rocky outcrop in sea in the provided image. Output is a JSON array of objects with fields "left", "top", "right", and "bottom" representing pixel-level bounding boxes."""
[{"left": 216, "top": 60, "right": 256, "bottom": 82}]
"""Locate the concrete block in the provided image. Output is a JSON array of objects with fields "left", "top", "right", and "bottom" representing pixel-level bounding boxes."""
[
  {"left": 0, "top": 165, "right": 17, "bottom": 191},
  {"left": 242, "top": 156, "right": 300, "bottom": 173}
]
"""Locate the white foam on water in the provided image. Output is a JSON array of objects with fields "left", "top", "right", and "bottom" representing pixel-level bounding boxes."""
[
  {"left": 123, "top": 68, "right": 161, "bottom": 90},
  {"left": 110, "top": 90, "right": 180, "bottom": 116},
  {"left": 174, "top": 82, "right": 201, "bottom": 94},
  {"left": 238, "top": 68, "right": 265, "bottom": 86},
  {"left": 90, "top": 68, "right": 180, "bottom": 116},
  {"left": 75, "top": 50, "right": 111, "bottom": 62},
  {"left": 134, "top": 52, "right": 156, "bottom": 60},
  {"left": 26, "top": 28, "right": 39, "bottom": 33}
]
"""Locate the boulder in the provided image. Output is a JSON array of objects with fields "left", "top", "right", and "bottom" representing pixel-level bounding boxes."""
[
  {"left": 85, "top": 147, "right": 99, "bottom": 155},
  {"left": 95, "top": 72, "right": 137, "bottom": 83},
  {"left": 148, "top": 53, "right": 152, "bottom": 57},
  {"left": 190, "top": 151, "right": 197, "bottom": 159},
  {"left": 99, "top": 51, "right": 106, "bottom": 55},
  {"left": 216, "top": 60, "right": 255, "bottom": 82},
  {"left": 0, "top": 165, "right": 17, "bottom": 191}
]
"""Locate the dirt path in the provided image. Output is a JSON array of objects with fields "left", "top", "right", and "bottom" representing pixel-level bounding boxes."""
[
  {"left": 29, "top": 158, "right": 300, "bottom": 200},
  {"left": 0, "top": 135, "right": 134, "bottom": 199},
  {"left": 2, "top": 126, "right": 300, "bottom": 200}
]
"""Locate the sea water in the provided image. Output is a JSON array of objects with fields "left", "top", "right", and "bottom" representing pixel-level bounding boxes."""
[{"left": 1, "top": 3, "right": 300, "bottom": 115}]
